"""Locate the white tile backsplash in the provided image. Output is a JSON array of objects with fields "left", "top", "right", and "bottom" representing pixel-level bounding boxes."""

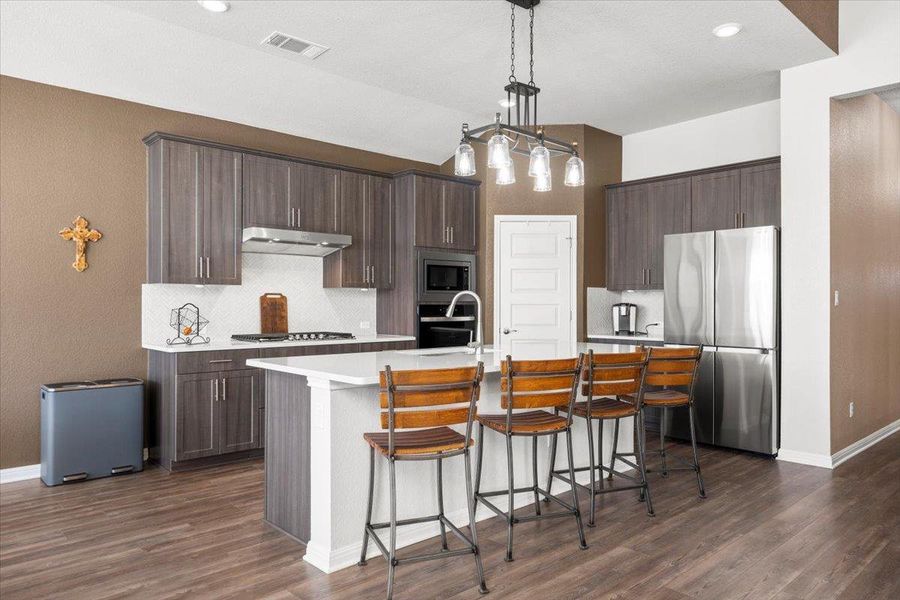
[
  {"left": 587, "top": 287, "right": 664, "bottom": 336},
  {"left": 142, "top": 254, "right": 376, "bottom": 345}
]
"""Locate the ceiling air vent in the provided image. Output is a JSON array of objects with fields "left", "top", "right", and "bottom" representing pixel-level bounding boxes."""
[{"left": 261, "top": 31, "right": 329, "bottom": 59}]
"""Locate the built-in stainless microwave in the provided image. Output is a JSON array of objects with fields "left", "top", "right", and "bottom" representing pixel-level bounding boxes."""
[{"left": 417, "top": 250, "right": 476, "bottom": 303}]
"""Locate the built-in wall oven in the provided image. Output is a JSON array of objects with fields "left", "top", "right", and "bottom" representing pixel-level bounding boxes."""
[
  {"left": 417, "top": 250, "right": 476, "bottom": 304},
  {"left": 418, "top": 303, "right": 477, "bottom": 348}
]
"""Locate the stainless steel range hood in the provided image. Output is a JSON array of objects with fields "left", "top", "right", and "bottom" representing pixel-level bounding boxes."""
[{"left": 241, "top": 227, "right": 351, "bottom": 257}]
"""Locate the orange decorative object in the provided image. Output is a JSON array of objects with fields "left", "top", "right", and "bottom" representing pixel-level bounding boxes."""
[
  {"left": 182, "top": 326, "right": 193, "bottom": 335},
  {"left": 58, "top": 216, "right": 102, "bottom": 272}
]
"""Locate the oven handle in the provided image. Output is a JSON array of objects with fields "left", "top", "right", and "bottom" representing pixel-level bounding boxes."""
[{"left": 419, "top": 316, "right": 476, "bottom": 322}]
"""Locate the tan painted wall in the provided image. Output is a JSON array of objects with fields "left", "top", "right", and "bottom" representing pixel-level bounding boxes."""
[
  {"left": 829, "top": 93, "right": 900, "bottom": 453},
  {"left": 0, "top": 76, "right": 436, "bottom": 469},
  {"left": 441, "top": 125, "right": 621, "bottom": 344}
]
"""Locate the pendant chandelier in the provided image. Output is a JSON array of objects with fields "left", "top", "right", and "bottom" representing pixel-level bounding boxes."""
[{"left": 453, "top": 0, "right": 584, "bottom": 190}]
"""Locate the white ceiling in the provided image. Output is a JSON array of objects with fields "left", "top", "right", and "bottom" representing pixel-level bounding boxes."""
[{"left": 0, "top": 0, "right": 833, "bottom": 164}]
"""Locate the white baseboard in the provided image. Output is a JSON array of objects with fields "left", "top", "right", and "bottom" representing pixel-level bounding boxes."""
[
  {"left": 776, "top": 449, "right": 833, "bottom": 469},
  {"left": 0, "top": 464, "right": 41, "bottom": 484},
  {"left": 303, "top": 469, "right": 605, "bottom": 574},
  {"left": 831, "top": 419, "right": 900, "bottom": 468}
]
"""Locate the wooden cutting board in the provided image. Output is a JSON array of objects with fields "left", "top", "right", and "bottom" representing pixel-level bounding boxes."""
[{"left": 259, "top": 293, "right": 288, "bottom": 334}]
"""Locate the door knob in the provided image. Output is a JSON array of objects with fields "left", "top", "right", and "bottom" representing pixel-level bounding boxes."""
[{"left": 502, "top": 328, "right": 518, "bottom": 335}]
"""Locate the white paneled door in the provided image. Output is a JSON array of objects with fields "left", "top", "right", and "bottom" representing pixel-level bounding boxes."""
[{"left": 495, "top": 217, "right": 576, "bottom": 358}]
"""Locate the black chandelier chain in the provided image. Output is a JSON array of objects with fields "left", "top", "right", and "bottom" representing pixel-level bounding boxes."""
[
  {"left": 529, "top": 5, "right": 535, "bottom": 85},
  {"left": 509, "top": 3, "right": 516, "bottom": 83}
]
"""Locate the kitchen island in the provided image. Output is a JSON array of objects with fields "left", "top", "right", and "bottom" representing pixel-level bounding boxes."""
[{"left": 247, "top": 342, "right": 643, "bottom": 573}]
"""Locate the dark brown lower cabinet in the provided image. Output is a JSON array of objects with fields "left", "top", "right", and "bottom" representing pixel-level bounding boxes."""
[
  {"left": 175, "top": 372, "right": 219, "bottom": 461},
  {"left": 148, "top": 340, "right": 414, "bottom": 471}
]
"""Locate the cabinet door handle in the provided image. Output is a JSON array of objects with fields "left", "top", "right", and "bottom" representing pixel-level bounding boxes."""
[
  {"left": 371, "top": 266, "right": 376, "bottom": 286},
  {"left": 333, "top": 174, "right": 338, "bottom": 231},
  {"left": 211, "top": 379, "right": 215, "bottom": 402},
  {"left": 198, "top": 255, "right": 203, "bottom": 279},
  {"left": 221, "top": 377, "right": 226, "bottom": 403},
  {"left": 208, "top": 359, "right": 233, "bottom": 364},
  {"left": 450, "top": 226, "right": 454, "bottom": 244},
  {"left": 213, "top": 378, "right": 219, "bottom": 402},
  {"left": 205, "top": 256, "right": 210, "bottom": 279},
  {"left": 740, "top": 212, "right": 745, "bottom": 228},
  {"left": 734, "top": 212, "right": 739, "bottom": 228}
]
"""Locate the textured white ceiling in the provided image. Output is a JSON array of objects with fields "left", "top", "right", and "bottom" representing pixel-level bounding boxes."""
[{"left": 0, "top": 0, "right": 833, "bottom": 163}]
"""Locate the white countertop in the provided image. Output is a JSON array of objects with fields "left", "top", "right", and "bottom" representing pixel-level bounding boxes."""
[
  {"left": 587, "top": 332, "right": 664, "bottom": 342},
  {"left": 142, "top": 334, "right": 416, "bottom": 353},
  {"left": 247, "top": 342, "right": 651, "bottom": 386}
]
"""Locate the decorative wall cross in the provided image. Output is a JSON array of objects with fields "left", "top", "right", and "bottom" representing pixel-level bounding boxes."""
[{"left": 59, "top": 216, "right": 102, "bottom": 272}]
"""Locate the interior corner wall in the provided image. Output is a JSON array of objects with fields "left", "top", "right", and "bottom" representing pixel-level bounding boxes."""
[
  {"left": 779, "top": 0, "right": 900, "bottom": 466},
  {"left": 621, "top": 99, "right": 780, "bottom": 181},
  {"left": 829, "top": 94, "right": 900, "bottom": 454}
]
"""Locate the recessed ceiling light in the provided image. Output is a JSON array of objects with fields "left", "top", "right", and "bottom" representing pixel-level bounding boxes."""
[
  {"left": 713, "top": 22, "right": 742, "bottom": 38},
  {"left": 197, "top": 0, "right": 230, "bottom": 13},
  {"left": 498, "top": 98, "right": 516, "bottom": 108}
]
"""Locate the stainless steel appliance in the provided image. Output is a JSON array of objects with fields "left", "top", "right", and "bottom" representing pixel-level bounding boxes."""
[
  {"left": 417, "top": 303, "right": 477, "bottom": 348},
  {"left": 231, "top": 331, "right": 355, "bottom": 343},
  {"left": 612, "top": 303, "right": 637, "bottom": 335},
  {"left": 242, "top": 227, "right": 351, "bottom": 257},
  {"left": 417, "top": 250, "right": 476, "bottom": 303},
  {"left": 663, "top": 226, "right": 779, "bottom": 455}
]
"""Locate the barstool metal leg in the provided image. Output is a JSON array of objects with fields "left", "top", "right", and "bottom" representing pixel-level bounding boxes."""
[
  {"left": 463, "top": 449, "right": 489, "bottom": 594},
  {"left": 387, "top": 457, "right": 398, "bottom": 600},
  {"left": 358, "top": 446, "right": 376, "bottom": 566},
  {"left": 544, "top": 409, "right": 559, "bottom": 502},
  {"left": 505, "top": 433, "right": 515, "bottom": 562},
  {"left": 585, "top": 412, "right": 597, "bottom": 527},
  {"left": 531, "top": 436, "right": 542, "bottom": 516},
  {"left": 565, "top": 428, "right": 588, "bottom": 549},
  {"left": 597, "top": 419, "right": 604, "bottom": 488},
  {"left": 437, "top": 457, "right": 448, "bottom": 550},
  {"left": 608, "top": 418, "right": 620, "bottom": 481},
  {"left": 659, "top": 407, "right": 669, "bottom": 477},
  {"left": 688, "top": 401, "right": 707, "bottom": 498},
  {"left": 637, "top": 411, "right": 655, "bottom": 517},
  {"left": 474, "top": 422, "right": 484, "bottom": 501}
]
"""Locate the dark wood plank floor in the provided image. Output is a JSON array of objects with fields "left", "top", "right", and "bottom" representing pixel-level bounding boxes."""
[{"left": 2, "top": 435, "right": 898, "bottom": 600}]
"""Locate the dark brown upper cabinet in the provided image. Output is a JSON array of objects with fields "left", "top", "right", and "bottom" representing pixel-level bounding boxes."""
[
  {"left": 243, "top": 156, "right": 341, "bottom": 233},
  {"left": 740, "top": 162, "right": 780, "bottom": 227},
  {"left": 323, "top": 172, "right": 393, "bottom": 289},
  {"left": 606, "top": 184, "right": 649, "bottom": 290},
  {"left": 646, "top": 177, "right": 691, "bottom": 287},
  {"left": 413, "top": 175, "right": 477, "bottom": 251},
  {"left": 242, "top": 154, "right": 291, "bottom": 229},
  {"left": 147, "top": 138, "right": 242, "bottom": 285},
  {"left": 605, "top": 158, "right": 779, "bottom": 292},
  {"left": 691, "top": 169, "right": 740, "bottom": 232},
  {"left": 293, "top": 163, "right": 341, "bottom": 233}
]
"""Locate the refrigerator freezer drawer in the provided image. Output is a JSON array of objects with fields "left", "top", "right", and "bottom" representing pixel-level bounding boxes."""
[{"left": 714, "top": 348, "right": 778, "bottom": 455}]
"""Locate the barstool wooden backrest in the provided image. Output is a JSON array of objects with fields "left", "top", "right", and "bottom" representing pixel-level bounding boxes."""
[
  {"left": 500, "top": 355, "right": 585, "bottom": 429},
  {"left": 583, "top": 348, "right": 650, "bottom": 409},
  {"left": 380, "top": 363, "right": 485, "bottom": 457},
  {"left": 645, "top": 346, "right": 703, "bottom": 395}
]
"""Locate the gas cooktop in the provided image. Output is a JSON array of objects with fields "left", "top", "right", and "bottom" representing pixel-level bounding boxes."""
[{"left": 231, "top": 332, "right": 355, "bottom": 343}]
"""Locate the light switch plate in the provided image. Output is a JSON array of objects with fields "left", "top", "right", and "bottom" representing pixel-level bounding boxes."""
[{"left": 834, "top": 290, "right": 840, "bottom": 306}]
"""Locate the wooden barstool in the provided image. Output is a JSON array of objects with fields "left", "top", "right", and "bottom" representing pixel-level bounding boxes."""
[
  {"left": 547, "top": 349, "right": 654, "bottom": 525},
  {"left": 358, "top": 363, "right": 487, "bottom": 600},
  {"left": 629, "top": 346, "right": 706, "bottom": 499},
  {"left": 473, "top": 355, "right": 587, "bottom": 562}
]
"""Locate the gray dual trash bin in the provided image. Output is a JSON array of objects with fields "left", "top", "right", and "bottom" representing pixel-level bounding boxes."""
[{"left": 40, "top": 378, "right": 144, "bottom": 486}]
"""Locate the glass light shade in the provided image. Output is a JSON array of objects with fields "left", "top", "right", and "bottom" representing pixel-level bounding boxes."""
[
  {"left": 564, "top": 155, "right": 585, "bottom": 187},
  {"left": 533, "top": 169, "right": 552, "bottom": 192},
  {"left": 454, "top": 142, "right": 476, "bottom": 176},
  {"left": 528, "top": 145, "right": 550, "bottom": 177},
  {"left": 487, "top": 134, "right": 512, "bottom": 168},
  {"left": 496, "top": 160, "right": 516, "bottom": 185}
]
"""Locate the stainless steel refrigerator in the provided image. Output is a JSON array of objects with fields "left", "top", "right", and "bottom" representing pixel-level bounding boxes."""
[{"left": 663, "top": 226, "right": 779, "bottom": 455}]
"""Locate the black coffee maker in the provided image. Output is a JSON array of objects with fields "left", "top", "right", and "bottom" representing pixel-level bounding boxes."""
[{"left": 612, "top": 303, "right": 637, "bottom": 335}]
